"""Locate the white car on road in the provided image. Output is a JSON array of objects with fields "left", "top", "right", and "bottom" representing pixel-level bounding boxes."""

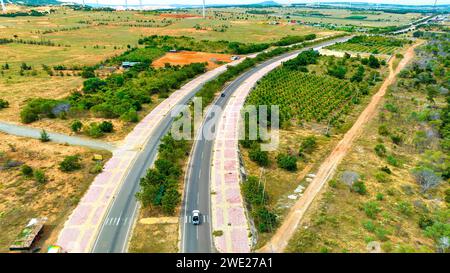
[{"left": 192, "top": 210, "right": 200, "bottom": 225}]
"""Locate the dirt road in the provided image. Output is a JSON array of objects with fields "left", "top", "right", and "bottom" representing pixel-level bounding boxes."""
[{"left": 259, "top": 42, "right": 422, "bottom": 253}]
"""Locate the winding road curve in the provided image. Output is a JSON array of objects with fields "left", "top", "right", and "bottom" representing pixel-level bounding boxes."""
[
  {"left": 181, "top": 36, "right": 352, "bottom": 253},
  {"left": 0, "top": 121, "right": 116, "bottom": 152}
]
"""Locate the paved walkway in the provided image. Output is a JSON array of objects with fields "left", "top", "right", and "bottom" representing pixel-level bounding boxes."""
[
  {"left": 55, "top": 58, "right": 246, "bottom": 253},
  {"left": 0, "top": 121, "right": 115, "bottom": 151}
]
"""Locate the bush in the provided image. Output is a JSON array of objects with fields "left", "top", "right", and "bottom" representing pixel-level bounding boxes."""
[
  {"left": 20, "top": 107, "right": 38, "bottom": 123},
  {"left": 161, "top": 187, "right": 180, "bottom": 215},
  {"left": 351, "top": 181, "right": 367, "bottom": 195},
  {"left": 380, "top": 166, "right": 392, "bottom": 174},
  {"left": 21, "top": 165, "right": 33, "bottom": 177},
  {"left": 99, "top": 121, "right": 114, "bottom": 133},
  {"left": 412, "top": 167, "right": 442, "bottom": 192},
  {"left": 242, "top": 176, "right": 267, "bottom": 206},
  {"left": 299, "top": 136, "right": 317, "bottom": 154},
  {"left": 376, "top": 193, "right": 384, "bottom": 201},
  {"left": 397, "top": 201, "right": 413, "bottom": 216},
  {"left": 33, "top": 169, "right": 47, "bottom": 184},
  {"left": 85, "top": 123, "right": 104, "bottom": 138},
  {"left": 375, "top": 171, "right": 390, "bottom": 183},
  {"left": 71, "top": 120, "right": 83, "bottom": 132},
  {"left": 368, "top": 55, "right": 380, "bottom": 69},
  {"left": 390, "top": 134, "right": 402, "bottom": 145},
  {"left": 59, "top": 155, "right": 82, "bottom": 172},
  {"left": 363, "top": 201, "right": 381, "bottom": 219},
  {"left": 81, "top": 67, "right": 95, "bottom": 79},
  {"left": 277, "top": 153, "right": 297, "bottom": 171},
  {"left": 40, "top": 130, "right": 50, "bottom": 142},
  {"left": 121, "top": 109, "right": 139, "bottom": 122},
  {"left": 253, "top": 206, "right": 277, "bottom": 233},
  {"left": 378, "top": 124, "right": 389, "bottom": 136},
  {"left": 387, "top": 155, "right": 400, "bottom": 167},
  {"left": 249, "top": 146, "right": 269, "bottom": 167},
  {"left": 89, "top": 161, "right": 103, "bottom": 174},
  {"left": 374, "top": 144, "right": 387, "bottom": 157},
  {"left": 0, "top": 99, "right": 9, "bottom": 109},
  {"left": 418, "top": 215, "right": 434, "bottom": 229}
]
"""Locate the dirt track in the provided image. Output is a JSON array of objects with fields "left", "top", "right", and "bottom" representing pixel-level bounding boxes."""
[{"left": 259, "top": 41, "right": 422, "bottom": 253}]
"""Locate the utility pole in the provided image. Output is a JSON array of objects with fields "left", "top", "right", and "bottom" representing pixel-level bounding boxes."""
[{"left": 202, "top": 0, "right": 206, "bottom": 19}]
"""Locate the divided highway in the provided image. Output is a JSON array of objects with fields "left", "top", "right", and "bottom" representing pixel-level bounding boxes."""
[
  {"left": 180, "top": 36, "right": 351, "bottom": 253},
  {"left": 91, "top": 69, "right": 234, "bottom": 253}
]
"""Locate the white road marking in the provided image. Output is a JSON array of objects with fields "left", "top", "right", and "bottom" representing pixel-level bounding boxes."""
[
  {"left": 115, "top": 217, "right": 121, "bottom": 226},
  {"left": 203, "top": 215, "right": 206, "bottom": 223}
]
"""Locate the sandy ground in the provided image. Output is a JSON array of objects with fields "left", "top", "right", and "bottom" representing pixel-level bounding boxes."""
[
  {"left": 0, "top": 132, "right": 111, "bottom": 252},
  {"left": 152, "top": 51, "right": 233, "bottom": 70},
  {"left": 259, "top": 41, "right": 423, "bottom": 253}
]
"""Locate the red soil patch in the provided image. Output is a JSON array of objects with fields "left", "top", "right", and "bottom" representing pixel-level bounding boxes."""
[
  {"left": 152, "top": 51, "right": 234, "bottom": 70},
  {"left": 159, "top": 13, "right": 202, "bottom": 19}
]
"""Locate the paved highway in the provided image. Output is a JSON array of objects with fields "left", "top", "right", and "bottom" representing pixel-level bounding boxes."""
[
  {"left": 91, "top": 73, "right": 225, "bottom": 253},
  {"left": 180, "top": 36, "right": 351, "bottom": 253},
  {"left": 90, "top": 36, "right": 349, "bottom": 253}
]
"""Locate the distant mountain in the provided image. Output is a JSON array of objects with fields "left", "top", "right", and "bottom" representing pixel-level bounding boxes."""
[{"left": 8, "top": 0, "right": 60, "bottom": 5}]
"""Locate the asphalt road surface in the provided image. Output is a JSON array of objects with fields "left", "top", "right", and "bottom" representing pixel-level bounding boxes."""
[
  {"left": 91, "top": 35, "right": 350, "bottom": 253},
  {"left": 0, "top": 121, "right": 115, "bottom": 151},
  {"left": 91, "top": 74, "right": 221, "bottom": 253},
  {"left": 180, "top": 36, "right": 351, "bottom": 253}
]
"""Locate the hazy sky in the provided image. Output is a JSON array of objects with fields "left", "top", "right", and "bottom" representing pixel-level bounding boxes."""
[{"left": 60, "top": 1, "right": 450, "bottom": 6}]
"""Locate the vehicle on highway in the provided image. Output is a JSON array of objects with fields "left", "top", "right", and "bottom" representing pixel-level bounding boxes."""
[
  {"left": 192, "top": 210, "right": 200, "bottom": 225},
  {"left": 221, "top": 93, "right": 226, "bottom": 97}
]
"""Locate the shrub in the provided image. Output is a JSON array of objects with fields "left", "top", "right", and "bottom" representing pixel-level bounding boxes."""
[
  {"left": 390, "top": 134, "right": 402, "bottom": 145},
  {"left": 375, "top": 171, "right": 390, "bottom": 183},
  {"left": 161, "top": 187, "right": 180, "bottom": 215},
  {"left": 40, "top": 130, "right": 50, "bottom": 142},
  {"left": 397, "top": 201, "right": 413, "bottom": 216},
  {"left": 80, "top": 67, "right": 95, "bottom": 79},
  {"left": 378, "top": 124, "right": 389, "bottom": 136},
  {"left": 99, "top": 121, "right": 114, "bottom": 133},
  {"left": 380, "top": 166, "right": 392, "bottom": 174},
  {"left": 212, "top": 230, "right": 223, "bottom": 237},
  {"left": 253, "top": 206, "right": 277, "bottom": 233},
  {"left": 71, "top": 120, "right": 83, "bottom": 132},
  {"left": 20, "top": 107, "right": 38, "bottom": 123},
  {"left": 89, "top": 161, "right": 103, "bottom": 174},
  {"left": 445, "top": 189, "right": 450, "bottom": 204},
  {"left": 59, "top": 155, "right": 82, "bottom": 172},
  {"left": 418, "top": 215, "right": 434, "bottom": 229},
  {"left": 0, "top": 99, "right": 9, "bottom": 109},
  {"left": 121, "top": 109, "right": 139, "bottom": 122},
  {"left": 387, "top": 155, "right": 400, "bottom": 167},
  {"left": 352, "top": 181, "right": 367, "bottom": 195},
  {"left": 412, "top": 167, "right": 442, "bottom": 192},
  {"left": 33, "top": 169, "right": 47, "bottom": 184},
  {"left": 374, "top": 144, "right": 387, "bottom": 157},
  {"left": 363, "top": 220, "right": 376, "bottom": 232},
  {"left": 376, "top": 193, "right": 384, "bottom": 201},
  {"left": 368, "top": 55, "right": 380, "bottom": 69},
  {"left": 363, "top": 201, "right": 381, "bottom": 219},
  {"left": 242, "top": 176, "right": 267, "bottom": 206},
  {"left": 277, "top": 153, "right": 297, "bottom": 171},
  {"left": 299, "top": 136, "right": 317, "bottom": 155},
  {"left": 85, "top": 123, "right": 104, "bottom": 138},
  {"left": 21, "top": 165, "right": 33, "bottom": 177},
  {"left": 249, "top": 146, "right": 269, "bottom": 167}
]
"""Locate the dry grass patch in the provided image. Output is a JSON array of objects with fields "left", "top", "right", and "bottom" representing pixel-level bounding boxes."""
[{"left": 0, "top": 132, "right": 111, "bottom": 252}]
